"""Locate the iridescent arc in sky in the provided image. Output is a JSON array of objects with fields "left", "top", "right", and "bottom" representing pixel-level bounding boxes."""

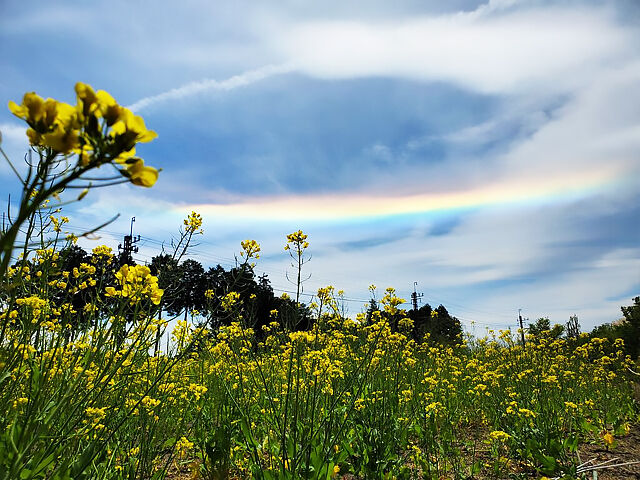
[{"left": 183, "top": 168, "right": 617, "bottom": 221}]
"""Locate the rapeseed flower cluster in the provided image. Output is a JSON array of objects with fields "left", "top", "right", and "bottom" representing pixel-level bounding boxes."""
[
  {"left": 184, "top": 211, "right": 203, "bottom": 234},
  {"left": 284, "top": 229, "right": 309, "bottom": 251},
  {"left": 105, "top": 264, "right": 163, "bottom": 305},
  {"left": 174, "top": 306, "right": 634, "bottom": 477},
  {"left": 240, "top": 239, "right": 261, "bottom": 259},
  {"left": 9, "top": 83, "right": 159, "bottom": 187}
]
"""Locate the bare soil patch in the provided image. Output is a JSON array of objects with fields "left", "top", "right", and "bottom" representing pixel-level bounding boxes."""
[
  {"left": 576, "top": 424, "right": 640, "bottom": 480},
  {"left": 164, "top": 424, "right": 640, "bottom": 479}
]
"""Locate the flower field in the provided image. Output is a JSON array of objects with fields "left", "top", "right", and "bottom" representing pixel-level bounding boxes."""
[
  {"left": 1, "top": 248, "right": 638, "bottom": 479},
  {"left": 1, "top": 85, "right": 638, "bottom": 479}
]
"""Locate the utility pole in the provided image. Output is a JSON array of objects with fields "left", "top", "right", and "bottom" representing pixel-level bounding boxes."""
[
  {"left": 411, "top": 282, "right": 424, "bottom": 311},
  {"left": 518, "top": 309, "right": 526, "bottom": 347},
  {"left": 118, "top": 217, "right": 140, "bottom": 265}
]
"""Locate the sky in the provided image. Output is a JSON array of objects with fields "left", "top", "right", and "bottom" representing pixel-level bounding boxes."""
[{"left": 1, "top": 0, "right": 639, "bottom": 333}]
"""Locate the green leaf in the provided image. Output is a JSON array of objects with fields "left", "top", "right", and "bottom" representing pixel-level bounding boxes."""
[
  {"left": 240, "top": 419, "right": 258, "bottom": 449},
  {"left": 162, "top": 436, "right": 176, "bottom": 449},
  {"left": 538, "top": 454, "right": 558, "bottom": 475},
  {"left": 0, "top": 369, "right": 12, "bottom": 386},
  {"left": 30, "top": 451, "right": 56, "bottom": 477},
  {"left": 563, "top": 435, "right": 579, "bottom": 452}
]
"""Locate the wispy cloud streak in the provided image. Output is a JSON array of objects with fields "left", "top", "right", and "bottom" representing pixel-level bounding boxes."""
[{"left": 128, "top": 64, "right": 295, "bottom": 112}]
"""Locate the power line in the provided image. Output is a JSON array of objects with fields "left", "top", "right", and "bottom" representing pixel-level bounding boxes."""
[
  {"left": 452, "top": 314, "right": 517, "bottom": 329},
  {"left": 419, "top": 289, "right": 515, "bottom": 319},
  {"left": 64, "top": 223, "right": 517, "bottom": 321},
  {"left": 270, "top": 286, "right": 371, "bottom": 305}
]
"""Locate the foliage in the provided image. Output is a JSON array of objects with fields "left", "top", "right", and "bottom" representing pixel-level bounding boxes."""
[
  {"left": 565, "top": 314, "right": 580, "bottom": 339},
  {"left": 590, "top": 296, "right": 640, "bottom": 360},
  {"left": 620, "top": 296, "right": 640, "bottom": 359},
  {"left": 407, "top": 303, "right": 463, "bottom": 344},
  {"left": 528, "top": 317, "right": 565, "bottom": 340}
]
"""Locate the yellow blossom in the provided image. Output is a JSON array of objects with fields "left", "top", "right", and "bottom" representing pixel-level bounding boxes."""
[{"left": 489, "top": 430, "right": 511, "bottom": 442}]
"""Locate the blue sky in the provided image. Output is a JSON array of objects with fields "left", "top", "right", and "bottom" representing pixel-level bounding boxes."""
[{"left": 1, "top": 0, "right": 639, "bottom": 332}]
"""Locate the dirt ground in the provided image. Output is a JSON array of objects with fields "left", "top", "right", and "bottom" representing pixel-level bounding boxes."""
[
  {"left": 164, "top": 424, "right": 640, "bottom": 479},
  {"left": 576, "top": 424, "right": 640, "bottom": 479}
]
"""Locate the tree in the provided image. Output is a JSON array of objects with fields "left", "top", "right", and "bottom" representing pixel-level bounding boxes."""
[
  {"left": 566, "top": 314, "right": 580, "bottom": 339},
  {"left": 408, "top": 303, "right": 432, "bottom": 340},
  {"left": 49, "top": 244, "right": 118, "bottom": 333},
  {"left": 149, "top": 254, "right": 180, "bottom": 315},
  {"left": 166, "top": 259, "right": 206, "bottom": 320},
  {"left": 407, "top": 303, "right": 462, "bottom": 344},
  {"left": 432, "top": 305, "right": 463, "bottom": 343},
  {"left": 528, "top": 317, "right": 564, "bottom": 340},
  {"left": 56, "top": 245, "right": 92, "bottom": 330},
  {"left": 620, "top": 296, "right": 640, "bottom": 359},
  {"left": 365, "top": 299, "right": 380, "bottom": 325},
  {"left": 589, "top": 297, "right": 640, "bottom": 359}
]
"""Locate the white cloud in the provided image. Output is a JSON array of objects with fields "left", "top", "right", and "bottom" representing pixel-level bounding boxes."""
[
  {"left": 273, "top": 6, "right": 633, "bottom": 94},
  {"left": 494, "top": 61, "right": 640, "bottom": 185},
  {"left": 0, "top": 122, "right": 29, "bottom": 177},
  {"left": 365, "top": 59, "right": 640, "bottom": 198},
  {"left": 77, "top": 1, "right": 636, "bottom": 112},
  {"left": 0, "top": 123, "right": 26, "bottom": 144},
  {"left": 470, "top": 247, "right": 640, "bottom": 329}
]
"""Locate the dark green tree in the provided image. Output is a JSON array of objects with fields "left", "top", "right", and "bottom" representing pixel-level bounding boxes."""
[
  {"left": 528, "top": 317, "right": 564, "bottom": 339},
  {"left": 166, "top": 259, "right": 206, "bottom": 320},
  {"left": 565, "top": 314, "right": 580, "bottom": 339},
  {"left": 620, "top": 296, "right": 640, "bottom": 359},
  {"left": 149, "top": 254, "right": 180, "bottom": 316},
  {"left": 407, "top": 304, "right": 462, "bottom": 344},
  {"left": 432, "top": 305, "right": 463, "bottom": 343},
  {"left": 364, "top": 299, "right": 380, "bottom": 325}
]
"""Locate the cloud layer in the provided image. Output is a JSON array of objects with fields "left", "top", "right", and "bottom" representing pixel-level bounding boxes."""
[{"left": 275, "top": 6, "right": 632, "bottom": 94}]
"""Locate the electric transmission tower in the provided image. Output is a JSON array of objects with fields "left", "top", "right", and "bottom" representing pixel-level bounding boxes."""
[
  {"left": 118, "top": 217, "right": 140, "bottom": 265},
  {"left": 411, "top": 282, "right": 424, "bottom": 311}
]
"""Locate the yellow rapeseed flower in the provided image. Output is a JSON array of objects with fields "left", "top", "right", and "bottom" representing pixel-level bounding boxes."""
[
  {"left": 124, "top": 158, "right": 159, "bottom": 187},
  {"left": 221, "top": 291, "right": 241, "bottom": 311},
  {"left": 240, "top": 239, "right": 261, "bottom": 259},
  {"left": 284, "top": 229, "right": 309, "bottom": 251},
  {"left": 175, "top": 436, "right": 194, "bottom": 459},
  {"left": 489, "top": 430, "right": 511, "bottom": 442},
  {"left": 9, "top": 92, "right": 80, "bottom": 153}
]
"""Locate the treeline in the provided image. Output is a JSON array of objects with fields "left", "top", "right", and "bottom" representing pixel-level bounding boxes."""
[
  {"left": 590, "top": 297, "right": 640, "bottom": 359},
  {"left": 25, "top": 245, "right": 312, "bottom": 335},
  {"left": 11, "top": 242, "right": 636, "bottom": 355},
  {"left": 365, "top": 298, "right": 463, "bottom": 344},
  {"left": 526, "top": 299, "right": 640, "bottom": 360},
  {"left": 4, "top": 244, "right": 466, "bottom": 344}
]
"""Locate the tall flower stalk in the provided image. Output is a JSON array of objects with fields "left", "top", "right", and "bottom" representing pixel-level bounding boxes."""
[{"left": 1, "top": 83, "right": 159, "bottom": 280}]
